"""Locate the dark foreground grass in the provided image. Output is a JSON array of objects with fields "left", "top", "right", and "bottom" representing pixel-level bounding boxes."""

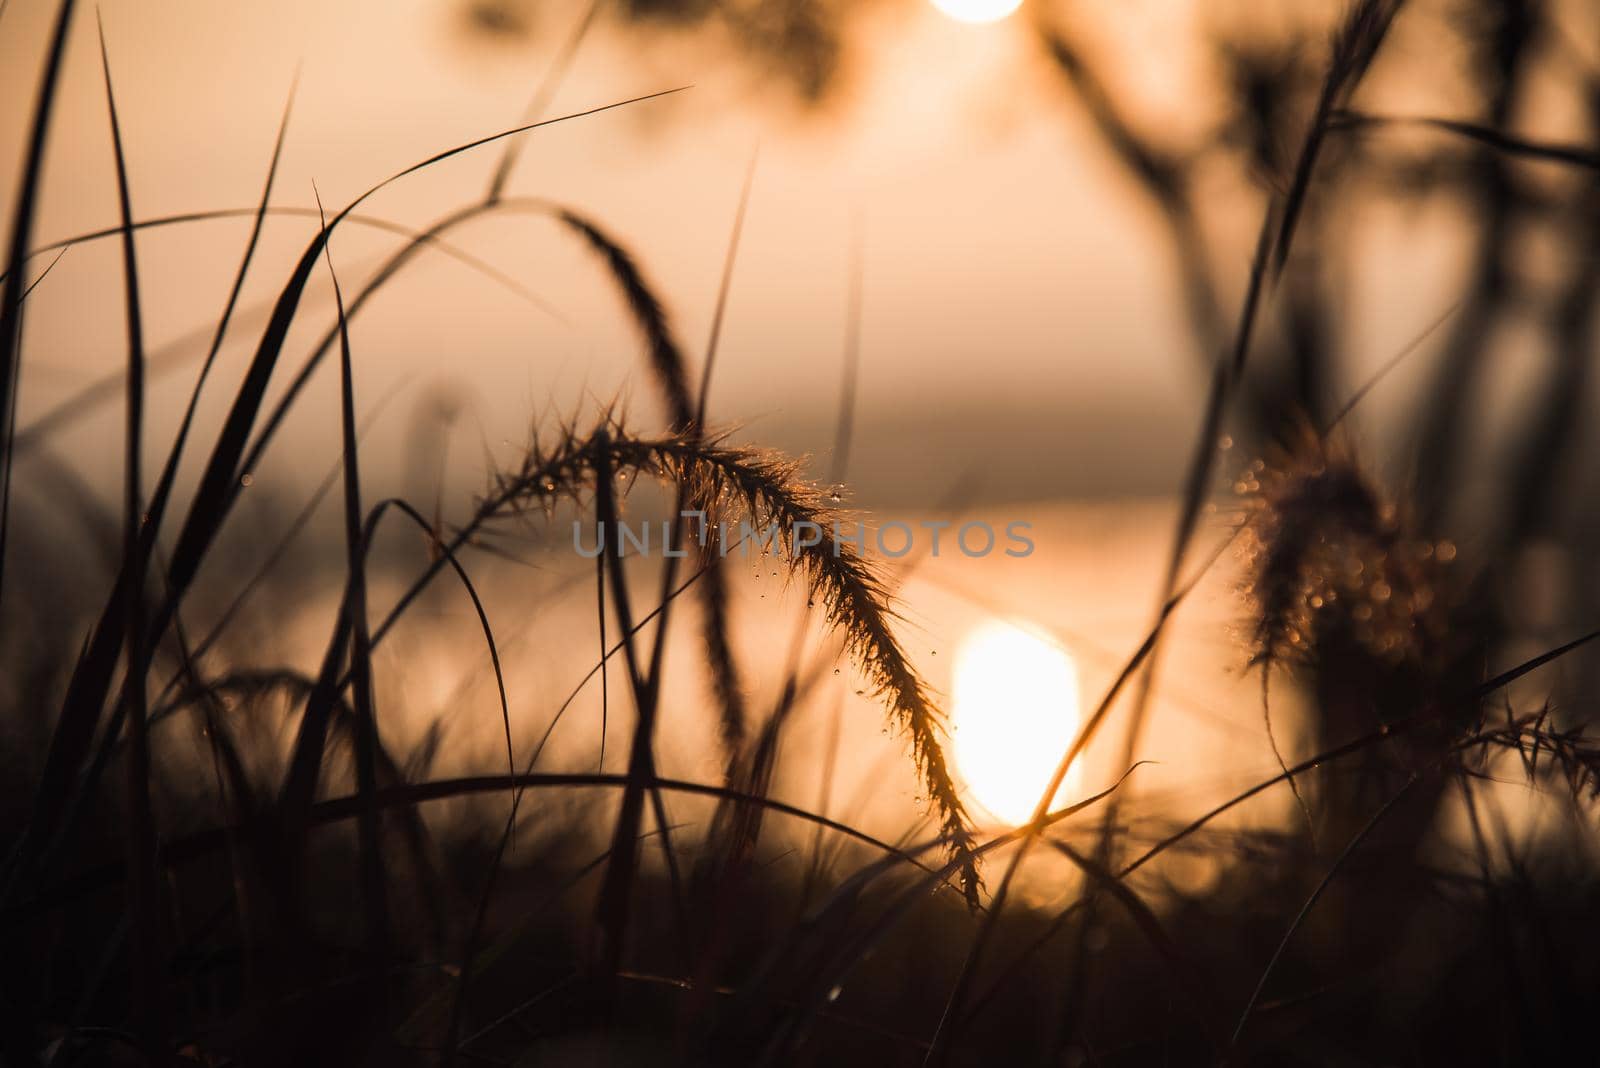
[{"left": 5, "top": 1, "right": 1600, "bottom": 1065}]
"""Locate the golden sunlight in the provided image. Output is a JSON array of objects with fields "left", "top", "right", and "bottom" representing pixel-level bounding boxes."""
[
  {"left": 951, "top": 620, "right": 1082, "bottom": 826},
  {"left": 929, "top": 0, "right": 1024, "bottom": 25}
]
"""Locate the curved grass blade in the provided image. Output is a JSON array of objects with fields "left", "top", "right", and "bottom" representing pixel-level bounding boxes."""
[
  {"left": 5, "top": 81, "right": 291, "bottom": 897},
  {"left": 1333, "top": 110, "right": 1600, "bottom": 171},
  {"left": 95, "top": 19, "right": 161, "bottom": 1053},
  {"left": 1047, "top": 838, "right": 1221, "bottom": 1051},
  {"left": 11, "top": 206, "right": 549, "bottom": 463},
  {"left": 10, "top": 772, "right": 927, "bottom": 926},
  {"left": 0, "top": 205, "right": 553, "bottom": 307},
  {"left": 231, "top": 197, "right": 640, "bottom": 502},
  {"left": 315, "top": 192, "right": 391, "bottom": 961},
  {"left": 1270, "top": 0, "right": 1407, "bottom": 275},
  {"left": 990, "top": 24, "right": 1417, "bottom": 1052},
  {"left": 181, "top": 89, "right": 689, "bottom": 652},
  {"left": 159, "top": 375, "right": 412, "bottom": 683},
  {"left": 140, "top": 82, "right": 295, "bottom": 550},
  {"left": 915, "top": 515, "right": 1240, "bottom": 1059},
  {"left": 0, "top": 0, "right": 77, "bottom": 611},
  {"left": 19, "top": 246, "right": 69, "bottom": 303},
  {"left": 557, "top": 211, "right": 695, "bottom": 428},
  {"left": 30, "top": 88, "right": 687, "bottom": 894},
  {"left": 589, "top": 429, "right": 655, "bottom": 980},
  {"left": 1228, "top": 776, "right": 1421, "bottom": 1053},
  {"left": 749, "top": 770, "right": 1146, "bottom": 1065},
  {"left": 484, "top": 0, "right": 603, "bottom": 202}
]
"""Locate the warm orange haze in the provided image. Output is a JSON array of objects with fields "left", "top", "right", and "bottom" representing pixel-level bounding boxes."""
[{"left": 3, "top": 1, "right": 1600, "bottom": 1064}]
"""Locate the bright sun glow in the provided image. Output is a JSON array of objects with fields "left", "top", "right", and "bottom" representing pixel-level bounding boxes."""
[
  {"left": 930, "top": 0, "right": 1024, "bottom": 24},
  {"left": 952, "top": 620, "right": 1082, "bottom": 826}
]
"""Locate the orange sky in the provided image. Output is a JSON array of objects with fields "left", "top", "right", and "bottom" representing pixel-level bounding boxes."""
[{"left": 1, "top": 0, "right": 1480, "bottom": 510}]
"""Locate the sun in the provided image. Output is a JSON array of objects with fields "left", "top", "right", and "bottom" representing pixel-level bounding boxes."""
[
  {"left": 951, "top": 620, "right": 1082, "bottom": 826},
  {"left": 930, "top": 0, "right": 1024, "bottom": 24}
]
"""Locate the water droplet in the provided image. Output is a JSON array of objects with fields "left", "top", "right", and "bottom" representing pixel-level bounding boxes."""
[
  {"left": 1217, "top": 434, "right": 1233, "bottom": 451},
  {"left": 240, "top": 473, "right": 254, "bottom": 487},
  {"left": 1436, "top": 541, "right": 1457, "bottom": 563},
  {"left": 833, "top": 668, "right": 841, "bottom": 676}
]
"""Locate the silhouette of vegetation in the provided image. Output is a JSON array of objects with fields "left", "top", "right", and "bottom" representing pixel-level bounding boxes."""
[{"left": 5, "top": 1, "right": 1600, "bottom": 1064}]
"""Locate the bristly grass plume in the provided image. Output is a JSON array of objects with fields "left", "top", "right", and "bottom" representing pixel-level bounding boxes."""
[{"left": 488, "top": 418, "right": 984, "bottom": 906}]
